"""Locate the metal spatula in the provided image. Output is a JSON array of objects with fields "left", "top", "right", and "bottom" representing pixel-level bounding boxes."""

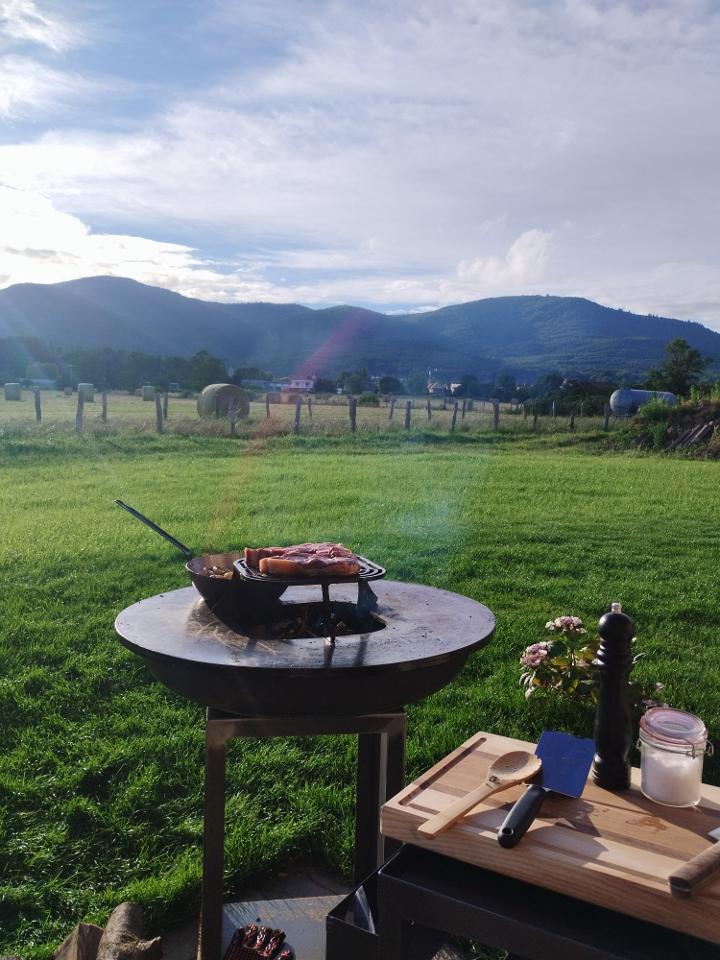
[{"left": 497, "top": 731, "right": 595, "bottom": 849}]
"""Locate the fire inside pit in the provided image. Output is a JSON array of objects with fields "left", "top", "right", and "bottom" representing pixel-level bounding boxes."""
[{"left": 237, "top": 600, "right": 386, "bottom": 640}]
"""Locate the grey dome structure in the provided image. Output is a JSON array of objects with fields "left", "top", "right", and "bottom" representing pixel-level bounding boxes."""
[
  {"left": 610, "top": 388, "right": 677, "bottom": 416},
  {"left": 197, "top": 384, "right": 249, "bottom": 419}
]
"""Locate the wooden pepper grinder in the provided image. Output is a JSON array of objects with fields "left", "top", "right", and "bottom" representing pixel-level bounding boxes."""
[{"left": 591, "top": 602, "right": 635, "bottom": 790}]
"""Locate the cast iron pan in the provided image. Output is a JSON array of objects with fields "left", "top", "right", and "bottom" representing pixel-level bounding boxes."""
[{"left": 114, "top": 499, "right": 286, "bottom": 612}]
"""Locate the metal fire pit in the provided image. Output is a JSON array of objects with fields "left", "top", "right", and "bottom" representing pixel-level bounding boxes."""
[
  {"left": 114, "top": 580, "right": 495, "bottom": 960},
  {"left": 114, "top": 580, "right": 495, "bottom": 716}
]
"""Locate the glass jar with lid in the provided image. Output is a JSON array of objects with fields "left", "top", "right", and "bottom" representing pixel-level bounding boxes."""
[{"left": 639, "top": 707, "right": 712, "bottom": 807}]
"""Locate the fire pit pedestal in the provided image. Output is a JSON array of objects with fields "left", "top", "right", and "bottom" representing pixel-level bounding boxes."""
[{"left": 115, "top": 581, "right": 495, "bottom": 960}]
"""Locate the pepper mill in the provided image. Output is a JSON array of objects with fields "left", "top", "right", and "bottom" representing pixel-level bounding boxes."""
[{"left": 591, "top": 602, "right": 635, "bottom": 790}]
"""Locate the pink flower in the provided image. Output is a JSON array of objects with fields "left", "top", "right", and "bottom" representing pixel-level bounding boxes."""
[
  {"left": 521, "top": 641, "right": 550, "bottom": 668},
  {"left": 546, "top": 615, "right": 586, "bottom": 635}
]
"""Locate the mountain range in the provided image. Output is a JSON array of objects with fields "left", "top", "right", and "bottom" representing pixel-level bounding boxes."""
[{"left": 1, "top": 275, "right": 718, "bottom": 380}]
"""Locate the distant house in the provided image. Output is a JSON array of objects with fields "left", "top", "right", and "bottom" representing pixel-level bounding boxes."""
[{"left": 288, "top": 376, "right": 316, "bottom": 392}]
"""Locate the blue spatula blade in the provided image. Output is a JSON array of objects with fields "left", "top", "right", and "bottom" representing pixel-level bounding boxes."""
[{"left": 536, "top": 731, "right": 596, "bottom": 797}]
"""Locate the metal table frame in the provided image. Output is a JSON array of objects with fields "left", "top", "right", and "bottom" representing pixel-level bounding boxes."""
[
  {"left": 199, "top": 707, "right": 406, "bottom": 960},
  {"left": 376, "top": 845, "right": 719, "bottom": 960}
]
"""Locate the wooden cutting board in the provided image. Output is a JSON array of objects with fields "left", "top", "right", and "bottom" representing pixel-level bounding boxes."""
[{"left": 381, "top": 731, "right": 720, "bottom": 943}]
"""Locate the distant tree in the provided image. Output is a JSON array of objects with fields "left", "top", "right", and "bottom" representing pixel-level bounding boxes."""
[
  {"left": 529, "top": 372, "right": 563, "bottom": 399},
  {"left": 405, "top": 371, "right": 429, "bottom": 395},
  {"left": 453, "top": 374, "right": 480, "bottom": 397},
  {"left": 231, "top": 366, "right": 272, "bottom": 384},
  {"left": 378, "top": 375, "right": 403, "bottom": 395},
  {"left": 339, "top": 368, "right": 369, "bottom": 394},
  {"left": 646, "top": 338, "right": 711, "bottom": 396},
  {"left": 1, "top": 336, "right": 57, "bottom": 383},
  {"left": 187, "top": 351, "right": 227, "bottom": 391},
  {"left": 493, "top": 372, "right": 517, "bottom": 401},
  {"left": 313, "top": 377, "right": 337, "bottom": 393},
  {"left": 26, "top": 362, "right": 60, "bottom": 381}
]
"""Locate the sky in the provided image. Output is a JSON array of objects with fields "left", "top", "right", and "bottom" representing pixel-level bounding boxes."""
[{"left": 1, "top": 0, "right": 719, "bottom": 329}]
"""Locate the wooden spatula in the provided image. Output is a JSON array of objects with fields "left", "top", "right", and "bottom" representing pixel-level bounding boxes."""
[{"left": 417, "top": 750, "right": 541, "bottom": 839}]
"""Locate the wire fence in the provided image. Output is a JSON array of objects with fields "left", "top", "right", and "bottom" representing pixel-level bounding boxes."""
[{"left": 0, "top": 389, "right": 617, "bottom": 439}]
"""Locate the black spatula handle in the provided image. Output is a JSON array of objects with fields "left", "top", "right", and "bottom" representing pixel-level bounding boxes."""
[{"left": 497, "top": 784, "right": 548, "bottom": 848}]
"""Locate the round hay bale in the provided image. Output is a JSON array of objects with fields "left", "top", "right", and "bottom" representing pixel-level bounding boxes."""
[
  {"left": 142, "top": 385, "right": 156, "bottom": 401},
  {"left": 197, "top": 384, "right": 249, "bottom": 419},
  {"left": 78, "top": 382, "right": 95, "bottom": 401},
  {"left": 4, "top": 382, "right": 22, "bottom": 401}
]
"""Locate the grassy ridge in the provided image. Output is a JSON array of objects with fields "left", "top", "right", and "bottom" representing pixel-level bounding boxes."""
[{"left": 1, "top": 433, "right": 719, "bottom": 957}]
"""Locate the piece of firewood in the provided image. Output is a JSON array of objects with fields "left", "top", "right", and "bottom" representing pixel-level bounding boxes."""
[
  {"left": 54, "top": 923, "right": 103, "bottom": 960},
  {"left": 96, "top": 903, "right": 162, "bottom": 960}
]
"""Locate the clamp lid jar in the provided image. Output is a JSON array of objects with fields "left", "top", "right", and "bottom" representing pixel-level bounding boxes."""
[{"left": 639, "top": 707, "right": 711, "bottom": 807}]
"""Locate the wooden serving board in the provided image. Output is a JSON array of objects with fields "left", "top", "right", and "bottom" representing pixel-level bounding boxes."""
[{"left": 381, "top": 731, "right": 720, "bottom": 943}]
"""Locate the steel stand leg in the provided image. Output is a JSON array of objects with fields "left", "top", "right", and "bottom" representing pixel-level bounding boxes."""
[
  {"left": 354, "top": 714, "right": 406, "bottom": 883},
  {"left": 198, "top": 720, "right": 227, "bottom": 960},
  {"left": 383, "top": 718, "right": 406, "bottom": 862},
  {"left": 198, "top": 709, "right": 405, "bottom": 959}
]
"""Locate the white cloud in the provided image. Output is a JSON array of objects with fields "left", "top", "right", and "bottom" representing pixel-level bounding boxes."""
[
  {"left": 457, "top": 230, "right": 553, "bottom": 287},
  {"left": 0, "top": 54, "right": 95, "bottom": 117},
  {"left": 0, "top": 186, "right": 272, "bottom": 301},
  {"left": 0, "top": 0, "right": 83, "bottom": 52}
]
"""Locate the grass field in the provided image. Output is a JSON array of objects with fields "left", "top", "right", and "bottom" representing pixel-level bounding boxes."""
[{"left": 1, "top": 429, "right": 719, "bottom": 957}]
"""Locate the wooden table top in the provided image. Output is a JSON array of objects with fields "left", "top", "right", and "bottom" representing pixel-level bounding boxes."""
[{"left": 381, "top": 730, "right": 720, "bottom": 943}]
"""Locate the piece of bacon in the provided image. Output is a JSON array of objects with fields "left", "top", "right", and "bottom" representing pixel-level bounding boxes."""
[
  {"left": 245, "top": 542, "right": 358, "bottom": 576},
  {"left": 259, "top": 555, "right": 360, "bottom": 577}
]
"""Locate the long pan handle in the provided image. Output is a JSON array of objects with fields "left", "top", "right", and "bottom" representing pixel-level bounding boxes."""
[
  {"left": 114, "top": 499, "right": 193, "bottom": 558},
  {"left": 669, "top": 843, "right": 720, "bottom": 899},
  {"left": 497, "top": 784, "right": 548, "bottom": 848}
]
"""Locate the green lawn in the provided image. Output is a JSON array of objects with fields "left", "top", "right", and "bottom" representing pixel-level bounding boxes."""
[{"left": 1, "top": 431, "right": 718, "bottom": 957}]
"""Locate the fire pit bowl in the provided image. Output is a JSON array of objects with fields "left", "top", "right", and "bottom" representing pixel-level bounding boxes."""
[
  {"left": 115, "top": 580, "right": 495, "bottom": 716},
  {"left": 186, "top": 552, "right": 286, "bottom": 612}
]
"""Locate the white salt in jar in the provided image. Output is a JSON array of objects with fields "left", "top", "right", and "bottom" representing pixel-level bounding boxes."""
[{"left": 639, "top": 707, "right": 712, "bottom": 807}]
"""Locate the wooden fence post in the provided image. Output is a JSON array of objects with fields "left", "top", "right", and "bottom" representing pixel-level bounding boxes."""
[
  {"left": 155, "top": 393, "right": 164, "bottom": 434},
  {"left": 579, "top": 401, "right": 585, "bottom": 418},
  {"left": 405, "top": 400, "right": 411, "bottom": 430},
  {"left": 349, "top": 396, "right": 357, "bottom": 433},
  {"left": 552, "top": 401, "right": 556, "bottom": 419},
  {"left": 228, "top": 400, "right": 237, "bottom": 436},
  {"left": 294, "top": 396, "right": 302, "bottom": 435},
  {"left": 570, "top": 407, "right": 576, "bottom": 432},
  {"left": 451, "top": 401, "right": 458, "bottom": 432},
  {"left": 266, "top": 393, "right": 271, "bottom": 418},
  {"left": 533, "top": 402, "right": 538, "bottom": 430},
  {"left": 426, "top": 397, "right": 432, "bottom": 420},
  {"left": 603, "top": 402, "right": 610, "bottom": 431},
  {"left": 461, "top": 398, "right": 467, "bottom": 421},
  {"left": 162, "top": 392, "right": 168, "bottom": 419},
  {"left": 76, "top": 392, "right": 84, "bottom": 433},
  {"left": 523, "top": 402, "right": 528, "bottom": 421},
  {"left": 33, "top": 387, "right": 41, "bottom": 423},
  {"left": 101, "top": 390, "right": 108, "bottom": 422},
  {"left": 307, "top": 396, "right": 313, "bottom": 419},
  {"left": 389, "top": 397, "right": 395, "bottom": 421},
  {"left": 493, "top": 399, "right": 500, "bottom": 431}
]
